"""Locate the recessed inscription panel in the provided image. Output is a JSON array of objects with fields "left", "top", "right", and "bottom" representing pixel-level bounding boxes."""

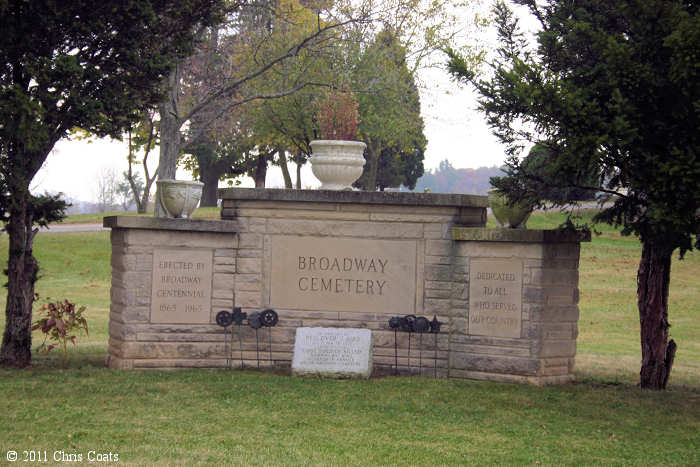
[
  {"left": 151, "top": 249, "right": 213, "bottom": 324},
  {"left": 469, "top": 259, "right": 522, "bottom": 338},
  {"left": 270, "top": 236, "right": 417, "bottom": 313}
]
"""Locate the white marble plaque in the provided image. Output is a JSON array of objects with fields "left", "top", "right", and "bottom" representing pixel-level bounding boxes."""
[
  {"left": 151, "top": 249, "right": 213, "bottom": 323},
  {"left": 270, "top": 236, "right": 417, "bottom": 313},
  {"left": 469, "top": 259, "right": 522, "bottom": 338},
  {"left": 292, "top": 327, "right": 373, "bottom": 378}
]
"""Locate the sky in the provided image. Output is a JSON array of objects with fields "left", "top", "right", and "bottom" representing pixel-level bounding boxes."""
[{"left": 30, "top": 4, "right": 509, "bottom": 202}]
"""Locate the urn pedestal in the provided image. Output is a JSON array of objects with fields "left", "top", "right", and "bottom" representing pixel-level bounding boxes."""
[
  {"left": 156, "top": 179, "right": 203, "bottom": 219},
  {"left": 310, "top": 140, "right": 366, "bottom": 190},
  {"left": 488, "top": 189, "right": 533, "bottom": 229}
]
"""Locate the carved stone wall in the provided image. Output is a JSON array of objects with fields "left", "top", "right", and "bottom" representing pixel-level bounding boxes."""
[{"left": 105, "top": 188, "right": 589, "bottom": 384}]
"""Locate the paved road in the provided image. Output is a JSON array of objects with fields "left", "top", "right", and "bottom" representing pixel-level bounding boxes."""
[{"left": 39, "top": 223, "right": 109, "bottom": 232}]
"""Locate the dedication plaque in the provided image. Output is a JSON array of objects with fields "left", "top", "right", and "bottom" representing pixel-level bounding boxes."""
[
  {"left": 270, "top": 236, "right": 417, "bottom": 313},
  {"left": 292, "top": 327, "right": 373, "bottom": 378},
  {"left": 469, "top": 259, "right": 522, "bottom": 338},
  {"left": 151, "top": 249, "right": 213, "bottom": 323}
]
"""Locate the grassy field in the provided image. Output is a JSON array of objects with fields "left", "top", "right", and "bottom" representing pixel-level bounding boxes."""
[
  {"left": 60, "top": 206, "right": 221, "bottom": 224},
  {"left": 0, "top": 210, "right": 698, "bottom": 465}
]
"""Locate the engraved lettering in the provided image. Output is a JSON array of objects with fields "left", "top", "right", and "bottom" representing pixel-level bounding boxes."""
[
  {"left": 376, "top": 280, "right": 385, "bottom": 295},
  {"left": 152, "top": 250, "right": 212, "bottom": 324},
  {"left": 270, "top": 237, "right": 416, "bottom": 314},
  {"left": 469, "top": 260, "right": 522, "bottom": 338}
]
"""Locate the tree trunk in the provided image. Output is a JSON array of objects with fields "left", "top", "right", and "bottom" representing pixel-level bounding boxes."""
[
  {"left": 0, "top": 193, "right": 39, "bottom": 367},
  {"left": 637, "top": 239, "right": 676, "bottom": 390},
  {"left": 137, "top": 188, "right": 150, "bottom": 214},
  {"left": 154, "top": 66, "right": 183, "bottom": 217},
  {"left": 199, "top": 165, "right": 220, "bottom": 207},
  {"left": 254, "top": 153, "right": 268, "bottom": 188},
  {"left": 364, "top": 140, "right": 381, "bottom": 191},
  {"left": 278, "top": 147, "right": 293, "bottom": 189}
]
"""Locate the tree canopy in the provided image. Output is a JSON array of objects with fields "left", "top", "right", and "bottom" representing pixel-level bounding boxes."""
[
  {"left": 447, "top": 0, "right": 699, "bottom": 389},
  {"left": 0, "top": 0, "right": 225, "bottom": 367}
]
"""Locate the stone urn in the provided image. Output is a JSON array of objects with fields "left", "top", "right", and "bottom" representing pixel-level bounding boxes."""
[
  {"left": 488, "top": 189, "right": 533, "bottom": 229},
  {"left": 310, "top": 140, "right": 366, "bottom": 190},
  {"left": 156, "top": 179, "right": 203, "bottom": 219}
]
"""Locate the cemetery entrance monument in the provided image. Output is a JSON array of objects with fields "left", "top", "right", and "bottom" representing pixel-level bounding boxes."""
[{"left": 105, "top": 188, "right": 588, "bottom": 384}]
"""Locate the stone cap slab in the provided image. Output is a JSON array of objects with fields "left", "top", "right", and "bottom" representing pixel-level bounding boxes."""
[
  {"left": 218, "top": 187, "right": 487, "bottom": 208},
  {"left": 103, "top": 216, "right": 239, "bottom": 233},
  {"left": 452, "top": 227, "right": 591, "bottom": 243}
]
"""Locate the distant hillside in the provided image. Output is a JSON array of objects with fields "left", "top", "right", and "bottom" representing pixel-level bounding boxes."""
[{"left": 411, "top": 160, "right": 503, "bottom": 195}]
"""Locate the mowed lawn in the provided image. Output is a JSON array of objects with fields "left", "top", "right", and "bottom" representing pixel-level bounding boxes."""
[{"left": 0, "top": 210, "right": 698, "bottom": 465}]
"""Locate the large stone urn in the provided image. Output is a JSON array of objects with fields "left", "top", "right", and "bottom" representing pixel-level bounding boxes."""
[
  {"left": 310, "top": 140, "right": 366, "bottom": 190},
  {"left": 488, "top": 189, "right": 533, "bottom": 228},
  {"left": 156, "top": 179, "right": 203, "bottom": 219}
]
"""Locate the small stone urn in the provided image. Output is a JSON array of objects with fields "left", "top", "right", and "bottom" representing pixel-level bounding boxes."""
[
  {"left": 310, "top": 140, "right": 366, "bottom": 190},
  {"left": 488, "top": 189, "right": 533, "bottom": 229},
  {"left": 156, "top": 179, "right": 203, "bottom": 219}
]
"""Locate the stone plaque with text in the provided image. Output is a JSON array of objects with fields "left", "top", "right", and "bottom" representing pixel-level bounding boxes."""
[
  {"left": 292, "top": 327, "right": 373, "bottom": 378},
  {"left": 151, "top": 249, "right": 213, "bottom": 324},
  {"left": 270, "top": 236, "right": 417, "bottom": 313},
  {"left": 469, "top": 259, "right": 522, "bottom": 338}
]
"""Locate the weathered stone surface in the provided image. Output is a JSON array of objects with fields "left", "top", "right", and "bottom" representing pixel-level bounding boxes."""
[
  {"left": 450, "top": 353, "right": 540, "bottom": 375},
  {"left": 219, "top": 187, "right": 487, "bottom": 208},
  {"left": 266, "top": 219, "right": 424, "bottom": 238},
  {"left": 452, "top": 227, "right": 591, "bottom": 243},
  {"left": 104, "top": 215, "right": 239, "bottom": 233},
  {"left": 270, "top": 236, "right": 417, "bottom": 314},
  {"left": 468, "top": 260, "right": 523, "bottom": 338},
  {"left": 236, "top": 257, "right": 262, "bottom": 274},
  {"left": 151, "top": 249, "right": 213, "bottom": 324},
  {"left": 235, "top": 208, "right": 370, "bottom": 222},
  {"left": 292, "top": 327, "right": 373, "bottom": 378},
  {"left": 238, "top": 233, "right": 263, "bottom": 249},
  {"left": 107, "top": 189, "right": 586, "bottom": 385}
]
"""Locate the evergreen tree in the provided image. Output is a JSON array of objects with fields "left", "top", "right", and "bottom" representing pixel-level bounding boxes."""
[
  {"left": 447, "top": 0, "right": 699, "bottom": 389},
  {"left": 354, "top": 27, "right": 427, "bottom": 191}
]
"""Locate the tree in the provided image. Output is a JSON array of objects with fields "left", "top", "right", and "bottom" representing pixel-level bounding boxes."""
[
  {"left": 447, "top": 0, "right": 699, "bottom": 389},
  {"left": 153, "top": 0, "right": 361, "bottom": 214},
  {"left": 117, "top": 171, "right": 144, "bottom": 211},
  {"left": 125, "top": 110, "right": 159, "bottom": 214},
  {"left": 522, "top": 144, "right": 597, "bottom": 202},
  {"left": 155, "top": 0, "right": 484, "bottom": 198},
  {"left": 0, "top": 0, "right": 224, "bottom": 367},
  {"left": 353, "top": 28, "right": 427, "bottom": 191},
  {"left": 95, "top": 168, "right": 120, "bottom": 213}
]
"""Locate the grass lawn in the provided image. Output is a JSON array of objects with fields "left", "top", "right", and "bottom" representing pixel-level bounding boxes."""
[
  {"left": 0, "top": 210, "right": 698, "bottom": 465},
  {"left": 59, "top": 206, "right": 221, "bottom": 224}
]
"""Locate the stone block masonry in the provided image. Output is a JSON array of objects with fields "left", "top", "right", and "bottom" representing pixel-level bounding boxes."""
[{"left": 105, "top": 188, "right": 589, "bottom": 384}]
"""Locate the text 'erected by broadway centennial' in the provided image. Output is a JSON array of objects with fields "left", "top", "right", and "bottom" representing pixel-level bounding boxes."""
[
  {"left": 270, "top": 236, "right": 416, "bottom": 313},
  {"left": 469, "top": 260, "right": 523, "bottom": 338},
  {"left": 151, "top": 249, "right": 212, "bottom": 324}
]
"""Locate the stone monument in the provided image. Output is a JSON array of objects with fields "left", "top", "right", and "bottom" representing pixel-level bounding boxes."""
[{"left": 105, "top": 188, "right": 588, "bottom": 384}]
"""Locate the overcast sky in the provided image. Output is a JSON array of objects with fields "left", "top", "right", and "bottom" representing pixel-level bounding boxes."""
[{"left": 31, "top": 4, "right": 509, "bottom": 202}]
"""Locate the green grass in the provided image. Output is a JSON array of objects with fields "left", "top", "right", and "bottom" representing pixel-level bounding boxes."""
[
  {"left": 0, "top": 369, "right": 697, "bottom": 465},
  {"left": 60, "top": 206, "right": 220, "bottom": 224},
  {"left": 0, "top": 210, "right": 698, "bottom": 465}
]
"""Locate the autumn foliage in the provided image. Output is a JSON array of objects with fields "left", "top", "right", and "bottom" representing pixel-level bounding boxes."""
[{"left": 314, "top": 90, "right": 361, "bottom": 140}]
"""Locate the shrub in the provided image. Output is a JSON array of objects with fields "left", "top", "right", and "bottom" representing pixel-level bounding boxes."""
[{"left": 31, "top": 298, "right": 88, "bottom": 367}]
